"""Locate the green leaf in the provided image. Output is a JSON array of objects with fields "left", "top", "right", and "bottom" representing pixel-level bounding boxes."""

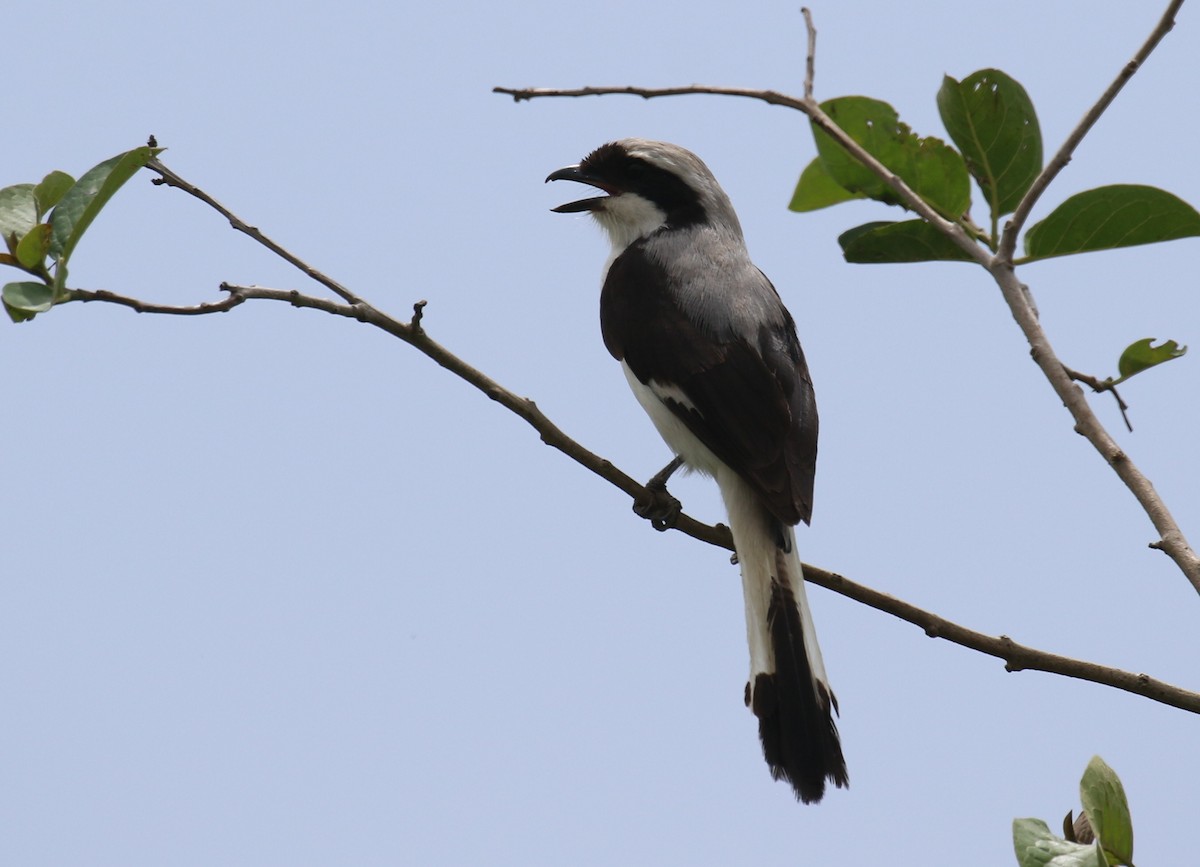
[
  {"left": 1013, "top": 818, "right": 1105, "bottom": 867},
  {"left": 1116, "top": 338, "right": 1186, "bottom": 383},
  {"left": 14, "top": 223, "right": 51, "bottom": 269},
  {"left": 1024, "top": 184, "right": 1200, "bottom": 261},
  {"left": 1079, "top": 756, "right": 1134, "bottom": 866},
  {"left": 937, "top": 69, "right": 1042, "bottom": 219},
  {"left": 838, "top": 219, "right": 978, "bottom": 263},
  {"left": 812, "top": 96, "right": 971, "bottom": 219},
  {"left": 3, "top": 280, "right": 54, "bottom": 321},
  {"left": 48, "top": 145, "right": 163, "bottom": 265},
  {"left": 33, "top": 170, "right": 75, "bottom": 218},
  {"left": 0, "top": 183, "right": 37, "bottom": 253},
  {"left": 789, "top": 157, "right": 865, "bottom": 212}
]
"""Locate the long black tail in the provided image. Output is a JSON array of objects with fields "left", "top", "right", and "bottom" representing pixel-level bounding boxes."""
[
  {"left": 748, "top": 543, "right": 848, "bottom": 802},
  {"left": 723, "top": 476, "right": 848, "bottom": 803}
]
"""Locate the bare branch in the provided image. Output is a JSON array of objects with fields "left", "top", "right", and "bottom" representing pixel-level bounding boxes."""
[
  {"left": 69, "top": 279, "right": 1200, "bottom": 715},
  {"left": 998, "top": 0, "right": 1186, "bottom": 261},
  {"left": 68, "top": 286, "right": 246, "bottom": 315},
  {"left": 807, "top": 565, "right": 1200, "bottom": 715}
]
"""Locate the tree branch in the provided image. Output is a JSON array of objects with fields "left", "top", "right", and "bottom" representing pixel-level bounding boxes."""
[
  {"left": 66, "top": 277, "right": 1200, "bottom": 715},
  {"left": 53, "top": 0, "right": 1200, "bottom": 716},
  {"left": 498, "top": 82, "right": 988, "bottom": 264},
  {"left": 986, "top": 261, "right": 1200, "bottom": 592}
]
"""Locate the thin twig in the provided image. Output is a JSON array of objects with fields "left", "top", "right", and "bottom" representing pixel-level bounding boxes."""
[
  {"left": 1064, "top": 365, "right": 1133, "bottom": 432},
  {"left": 68, "top": 278, "right": 1200, "bottom": 715},
  {"left": 801, "top": 7, "right": 817, "bottom": 101},
  {"left": 998, "top": 0, "right": 1186, "bottom": 261},
  {"left": 68, "top": 286, "right": 246, "bottom": 315},
  {"left": 145, "top": 159, "right": 365, "bottom": 307}
]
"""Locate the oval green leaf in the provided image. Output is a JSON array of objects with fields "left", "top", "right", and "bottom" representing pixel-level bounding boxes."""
[
  {"left": 812, "top": 96, "right": 971, "bottom": 220},
  {"left": 937, "top": 69, "right": 1042, "bottom": 219},
  {"left": 838, "top": 219, "right": 977, "bottom": 263},
  {"left": 1023, "top": 184, "right": 1200, "bottom": 261},
  {"left": 48, "top": 145, "right": 163, "bottom": 265},
  {"left": 3, "top": 280, "right": 54, "bottom": 322},
  {"left": 1079, "top": 756, "right": 1133, "bottom": 866},
  {"left": 789, "top": 157, "right": 865, "bottom": 212},
  {"left": 0, "top": 184, "right": 37, "bottom": 252}
]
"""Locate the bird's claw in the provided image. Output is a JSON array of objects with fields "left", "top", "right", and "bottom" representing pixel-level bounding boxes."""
[{"left": 633, "top": 483, "right": 682, "bottom": 531}]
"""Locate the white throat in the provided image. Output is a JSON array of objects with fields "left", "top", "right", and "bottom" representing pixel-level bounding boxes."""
[{"left": 592, "top": 192, "right": 667, "bottom": 264}]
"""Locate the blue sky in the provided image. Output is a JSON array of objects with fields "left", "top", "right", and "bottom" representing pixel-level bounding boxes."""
[{"left": 2, "top": 1, "right": 1197, "bottom": 864}]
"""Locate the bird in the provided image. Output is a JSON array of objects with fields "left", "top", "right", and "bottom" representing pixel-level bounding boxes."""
[{"left": 546, "top": 139, "right": 848, "bottom": 803}]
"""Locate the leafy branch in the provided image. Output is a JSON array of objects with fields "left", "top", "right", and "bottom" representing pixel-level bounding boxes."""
[{"left": 494, "top": 0, "right": 1200, "bottom": 597}]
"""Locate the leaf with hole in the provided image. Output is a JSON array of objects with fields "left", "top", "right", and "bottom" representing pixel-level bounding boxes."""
[
  {"left": 1115, "top": 338, "right": 1186, "bottom": 383},
  {"left": 937, "top": 69, "right": 1042, "bottom": 219},
  {"left": 48, "top": 145, "right": 163, "bottom": 266},
  {"left": 812, "top": 96, "right": 971, "bottom": 220},
  {"left": 838, "top": 220, "right": 977, "bottom": 263},
  {"left": 789, "top": 157, "right": 865, "bottom": 212},
  {"left": 1023, "top": 185, "right": 1200, "bottom": 261}
]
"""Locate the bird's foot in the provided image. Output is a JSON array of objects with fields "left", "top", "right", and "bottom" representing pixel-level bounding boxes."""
[
  {"left": 633, "top": 482, "right": 682, "bottom": 531},
  {"left": 633, "top": 456, "right": 685, "bottom": 531}
]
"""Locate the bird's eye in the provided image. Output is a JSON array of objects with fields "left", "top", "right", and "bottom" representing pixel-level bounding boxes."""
[{"left": 626, "top": 161, "right": 649, "bottom": 180}]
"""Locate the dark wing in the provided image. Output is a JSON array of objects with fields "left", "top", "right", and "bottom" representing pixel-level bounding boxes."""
[{"left": 601, "top": 246, "right": 818, "bottom": 525}]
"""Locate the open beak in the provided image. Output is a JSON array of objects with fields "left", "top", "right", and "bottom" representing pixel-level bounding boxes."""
[{"left": 545, "top": 165, "right": 616, "bottom": 213}]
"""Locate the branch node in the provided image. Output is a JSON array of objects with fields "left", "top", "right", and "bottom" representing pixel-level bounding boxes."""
[{"left": 411, "top": 299, "right": 428, "bottom": 331}]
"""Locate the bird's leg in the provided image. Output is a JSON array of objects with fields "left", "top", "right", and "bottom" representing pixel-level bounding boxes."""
[{"left": 633, "top": 455, "right": 684, "bottom": 531}]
